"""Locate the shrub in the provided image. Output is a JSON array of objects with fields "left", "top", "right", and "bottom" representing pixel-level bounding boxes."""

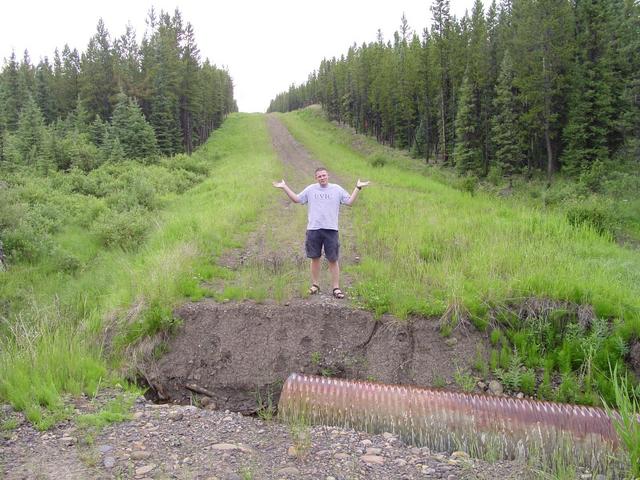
[
  {"left": 93, "top": 208, "right": 150, "bottom": 250},
  {"left": 368, "top": 153, "right": 387, "bottom": 168},
  {"left": 565, "top": 200, "right": 618, "bottom": 236}
]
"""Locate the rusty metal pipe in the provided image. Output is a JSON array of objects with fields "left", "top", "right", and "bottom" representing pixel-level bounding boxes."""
[{"left": 278, "top": 373, "right": 624, "bottom": 471}]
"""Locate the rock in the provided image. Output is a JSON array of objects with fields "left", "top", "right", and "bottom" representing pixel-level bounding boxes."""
[
  {"left": 365, "top": 447, "right": 382, "bottom": 455},
  {"left": 334, "top": 453, "right": 350, "bottom": 460},
  {"left": 516, "top": 392, "right": 524, "bottom": 399},
  {"left": 360, "top": 439, "right": 373, "bottom": 446},
  {"left": 200, "top": 396, "right": 213, "bottom": 407},
  {"left": 382, "top": 432, "right": 396, "bottom": 441},
  {"left": 97, "top": 444, "right": 113, "bottom": 453},
  {"left": 477, "top": 381, "right": 487, "bottom": 390},
  {"left": 450, "top": 451, "right": 470, "bottom": 460},
  {"left": 133, "top": 411, "right": 145, "bottom": 420},
  {"left": 394, "top": 459, "right": 407, "bottom": 467},
  {"left": 287, "top": 445, "right": 298, "bottom": 457},
  {"left": 210, "top": 442, "right": 251, "bottom": 453},
  {"left": 131, "top": 451, "right": 152, "bottom": 460},
  {"left": 445, "top": 337, "right": 458, "bottom": 347},
  {"left": 277, "top": 467, "right": 300, "bottom": 476},
  {"left": 360, "top": 454, "right": 384, "bottom": 465},
  {"left": 103, "top": 456, "right": 116, "bottom": 469},
  {"left": 168, "top": 410, "right": 183, "bottom": 421},
  {"left": 135, "top": 464, "right": 156, "bottom": 476},
  {"left": 488, "top": 380, "right": 503, "bottom": 395},
  {"left": 60, "top": 436, "right": 77, "bottom": 446}
]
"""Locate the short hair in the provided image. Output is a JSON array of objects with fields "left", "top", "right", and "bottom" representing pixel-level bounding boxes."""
[{"left": 315, "top": 167, "right": 328, "bottom": 174}]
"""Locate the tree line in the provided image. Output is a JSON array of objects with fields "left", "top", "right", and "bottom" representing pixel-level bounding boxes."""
[
  {"left": 268, "top": 0, "right": 639, "bottom": 181},
  {"left": 0, "top": 8, "right": 237, "bottom": 171}
]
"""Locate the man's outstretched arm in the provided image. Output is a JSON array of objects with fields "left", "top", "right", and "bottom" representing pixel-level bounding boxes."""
[
  {"left": 272, "top": 180, "right": 300, "bottom": 203},
  {"left": 346, "top": 179, "right": 371, "bottom": 206}
]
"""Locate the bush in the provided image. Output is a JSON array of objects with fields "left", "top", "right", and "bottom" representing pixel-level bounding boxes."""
[
  {"left": 93, "top": 208, "right": 150, "bottom": 250},
  {"left": 566, "top": 201, "right": 618, "bottom": 236},
  {"left": 368, "top": 153, "right": 387, "bottom": 168}
]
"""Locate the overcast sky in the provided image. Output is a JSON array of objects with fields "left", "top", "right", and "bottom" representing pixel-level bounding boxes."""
[{"left": 1, "top": 1, "right": 475, "bottom": 113}]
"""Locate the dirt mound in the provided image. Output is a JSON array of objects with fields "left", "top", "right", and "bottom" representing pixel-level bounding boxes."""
[{"left": 144, "top": 299, "right": 485, "bottom": 413}]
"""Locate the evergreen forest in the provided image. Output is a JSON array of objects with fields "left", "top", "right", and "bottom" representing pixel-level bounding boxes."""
[
  {"left": 268, "top": 0, "right": 639, "bottom": 183},
  {"left": 0, "top": 7, "right": 236, "bottom": 171}
]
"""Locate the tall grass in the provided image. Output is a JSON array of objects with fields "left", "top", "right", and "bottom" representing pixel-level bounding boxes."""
[
  {"left": 278, "top": 108, "right": 640, "bottom": 410},
  {"left": 0, "top": 113, "right": 281, "bottom": 426},
  {"left": 279, "top": 109, "right": 640, "bottom": 327}
]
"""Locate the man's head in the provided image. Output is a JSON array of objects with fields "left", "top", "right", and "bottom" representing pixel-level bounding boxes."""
[{"left": 314, "top": 167, "right": 329, "bottom": 187}]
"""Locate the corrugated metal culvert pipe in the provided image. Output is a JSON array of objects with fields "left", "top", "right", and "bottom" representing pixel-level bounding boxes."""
[{"left": 278, "top": 373, "right": 626, "bottom": 473}]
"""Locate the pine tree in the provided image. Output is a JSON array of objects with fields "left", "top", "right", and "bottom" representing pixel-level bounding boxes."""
[
  {"left": 491, "top": 50, "right": 524, "bottom": 174},
  {"left": 454, "top": 74, "right": 483, "bottom": 174},
  {"left": 80, "top": 19, "right": 118, "bottom": 121},
  {"left": 109, "top": 93, "right": 158, "bottom": 160},
  {"left": 16, "top": 95, "right": 46, "bottom": 165},
  {"left": 1, "top": 52, "right": 27, "bottom": 131}
]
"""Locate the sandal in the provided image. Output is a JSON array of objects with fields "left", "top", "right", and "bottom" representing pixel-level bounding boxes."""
[
  {"left": 308, "top": 284, "right": 320, "bottom": 295},
  {"left": 332, "top": 288, "right": 345, "bottom": 299}
]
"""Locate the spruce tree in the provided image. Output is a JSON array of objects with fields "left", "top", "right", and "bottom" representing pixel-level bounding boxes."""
[
  {"left": 109, "top": 93, "right": 158, "bottom": 160},
  {"left": 562, "top": 0, "right": 617, "bottom": 175},
  {"left": 454, "top": 74, "right": 483, "bottom": 174},
  {"left": 16, "top": 95, "right": 46, "bottom": 165},
  {"left": 491, "top": 50, "right": 523, "bottom": 175}
]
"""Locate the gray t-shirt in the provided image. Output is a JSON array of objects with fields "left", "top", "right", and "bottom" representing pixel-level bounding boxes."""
[{"left": 298, "top": 183, "right": 351, "bottom": 230}]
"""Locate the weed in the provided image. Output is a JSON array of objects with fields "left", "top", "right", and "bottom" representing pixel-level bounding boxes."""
[
  {"left": 288, "top": 412, "right": 312, "bottom": 458},
  {"left": 433, "top": 376, "right": 447, "bottom": 388},
  {"left": 454, "top": 368, "right": 476, "bottom": 393},
  {"left": 310, "top": 351, "right": 322, "bottom": 366},
  {"left": 603, "top": 364, "right": 640, "bottom": 479},
  {"left": 255, "top": 388, "right": 276, "bottom": 422}
]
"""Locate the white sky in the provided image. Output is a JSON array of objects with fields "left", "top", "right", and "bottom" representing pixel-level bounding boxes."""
[{"left": 1, "top": 1, "right": 475, "bottom": 113}]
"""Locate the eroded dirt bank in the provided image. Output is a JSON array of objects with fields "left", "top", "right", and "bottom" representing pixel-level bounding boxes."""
[{"left": 144, "top": 299, "right": 484, "bottom": 412}]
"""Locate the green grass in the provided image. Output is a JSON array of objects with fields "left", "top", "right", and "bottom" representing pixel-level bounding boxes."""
[
  {"left": 278, "top": 109, "right": 640, "bottom": 325},
  {"left": 278, "top": 107, "right": 640, "bottom": 409},
  {"left": 0, "top": 113, "right": 282, "bottom": 427}
]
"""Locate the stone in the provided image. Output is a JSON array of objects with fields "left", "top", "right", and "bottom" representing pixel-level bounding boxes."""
[
  {"left": 98, "top": 444, "right": 113, "bottom": 453},
  {"left": 488, "top": 380, "right": 503, "bottom": 396},
  {"left": 287, "top": 446, "right": 298, "bottom": 457},
  {"left": 365, "top": 447, "right": 382, "bottom": 455},
  {"left": 168, "top": 410, "right": 183, "bottom": 421},
  {"left": 360, "top": 439, "right": 373, "bottom": 446},
  {"left": 277, "top": 467, "right": 300, "bottom": 476},
  {"left": 516, "top": 392, "right": 524, "bottom": 399},
  {"left": 394, "top": 459, "right": 407, "bottom": 467},
  {"left": 477, "top": 381, "right": 487, "bottom": 390},
  {"left": 360, "top": 454, "right": 384, "bottom": 465},
  {"left": 200, "top": 396, "right": 213, "bottom": 407},
  {"left": 334, "top": 453, "right": 350, "bottom": 460},
  {"left": 382, "top": 432, "right": 396, "bottom": 441},
  {"left": 135, "top": 464, "right": 156, "bottom": 476},
  {"left": 103, "top": 456, "right": 116, "bottom": 469},
  {"left": 131, "top": 451, "right": 152, "bottom": 460},
  {"left": 445, "top": 337, "right": 458, "bottom": 347},
  {"left": 450, "top": 451, "right": 469, "bottom": 460},
  {"left": 211, "top": 443, "right": 241, "bottom": 451},
  {"left": 60, "top": 436, "right": 77, "bottom": 446}
]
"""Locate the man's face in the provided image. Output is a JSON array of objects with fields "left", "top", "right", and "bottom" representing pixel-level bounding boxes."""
[{"left": 315, "top": 170, "right": 329, "bottom": 186}]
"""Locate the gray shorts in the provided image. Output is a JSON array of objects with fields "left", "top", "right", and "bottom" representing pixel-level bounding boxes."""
[{"left": 305, "top": 229, "right": 340, "bottom": 261}]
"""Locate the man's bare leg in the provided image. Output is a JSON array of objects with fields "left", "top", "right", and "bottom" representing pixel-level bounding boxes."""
[
  {"left": 311, "top": 257, "right": 321, "bottom": 288},
  {"left": 328, "top": 260, "right": 340, "bottom": 290}
]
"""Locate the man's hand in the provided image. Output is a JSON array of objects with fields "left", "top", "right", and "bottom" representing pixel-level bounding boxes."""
[
  {"left": 356, "top": 179, "right": 371, "bottom": 189},
  {"left": 272, "top": 179, "right": 286, "bottom": 188}
]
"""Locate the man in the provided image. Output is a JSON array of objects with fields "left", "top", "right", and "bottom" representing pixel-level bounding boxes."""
[{"left": 273, "top": 168, "right": 370, "bottom": 299}]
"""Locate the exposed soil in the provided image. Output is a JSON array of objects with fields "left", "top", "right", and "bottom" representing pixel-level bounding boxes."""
[{"left": 144, "top": 300, "right": 485, "bottom": 413}]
